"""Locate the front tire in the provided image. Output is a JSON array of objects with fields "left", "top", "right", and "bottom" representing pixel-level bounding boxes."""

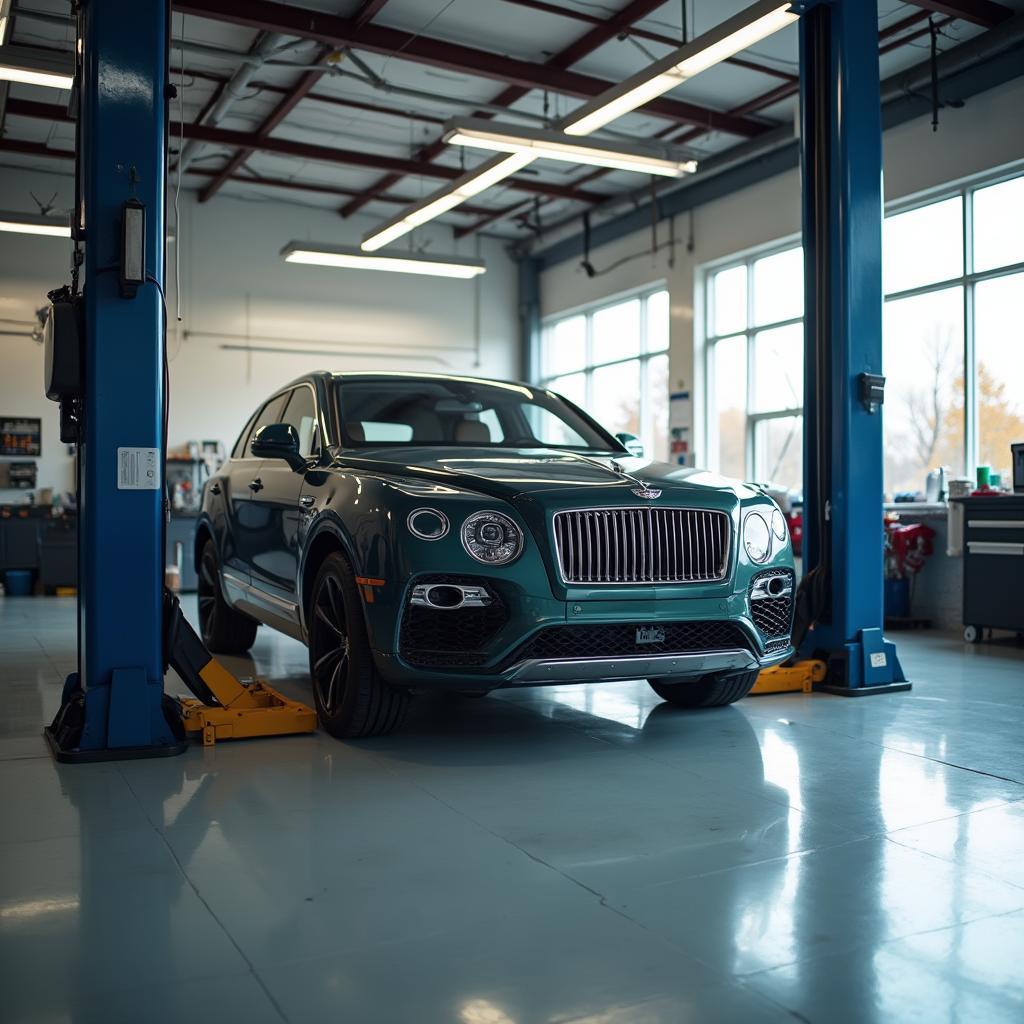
[
  {"left": 308, "top": 552, "right": 410, "bottom": 738},
  {"left": 648, "top": 669, "right": 759, "bottom": 708},
  {"left": 197, "top": 540, "right": 258, "bottom": 654}
]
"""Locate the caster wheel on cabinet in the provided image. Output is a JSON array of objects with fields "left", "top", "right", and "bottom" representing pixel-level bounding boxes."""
[{"left": 963, "top": 625, "right": 982, "bottom": 644}]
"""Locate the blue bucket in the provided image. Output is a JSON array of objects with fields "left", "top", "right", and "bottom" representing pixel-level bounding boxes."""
[{"left": 3, "top": 570, "right": 34, "bottom": 597}]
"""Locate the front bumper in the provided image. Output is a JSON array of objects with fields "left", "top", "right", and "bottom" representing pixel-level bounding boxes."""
[
  {"left": 506, "top": 643, "right": 791, "bottom": 686},
  {"left": 375, "top": 572, "right": 794, "bottom": 689}
]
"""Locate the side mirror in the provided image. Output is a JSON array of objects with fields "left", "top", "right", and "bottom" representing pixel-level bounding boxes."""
[
  {"left": 251, "top": 423, "right": 305, "bottom": 469},
  {"left": 615, "top": 432, "right": 645, "bottom": 458}
]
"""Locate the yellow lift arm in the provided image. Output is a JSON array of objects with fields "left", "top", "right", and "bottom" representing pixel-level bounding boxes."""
[
  {"left": 164, "top": 592, "right": 316, "bottom": 746},
  {"left": 751, "top": 659, "right": 828, "bottom": 695}
]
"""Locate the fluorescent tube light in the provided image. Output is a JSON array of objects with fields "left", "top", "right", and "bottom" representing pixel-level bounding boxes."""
[
  {"left": 563, "top": 1, "right": 798, "bottom": 136},
  {"left": 281, "top": 242, "right": 485, "bottom": 279},
  {"left": 0, "top": 211, "right": 71, "bottom": 237},
  {"left": 361, "top": 0, "right": 796, "bottom": 248},
  {"left": 443, "top": 118, "right": 698, "bottom": 178},
  {"left": 361, "top": 152, "right": 533, "bottom": 251},
  {"left": 0, "top": 43, "right": 74, "bottom": 91},
  {"left": 0, "top": 0, "right": 10, "bottom": 48}
]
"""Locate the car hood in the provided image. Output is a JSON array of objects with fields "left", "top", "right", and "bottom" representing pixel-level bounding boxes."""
[{"left": 336, "top": 446, "right": 759, "bottom": 505}]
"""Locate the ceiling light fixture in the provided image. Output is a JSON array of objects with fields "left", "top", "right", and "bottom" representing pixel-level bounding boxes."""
[
  {"left": 562, "top": 1, "right": 799, "bottom": 136},
  {"left": 281, "top": 242, "right": 486, "bottom": 279},
  {"left": 0, "top": 0, "right": 12, "bottom": 48},
  {"left": 361, "top": 0, "right": 797, "bottom": 251},
  {"left": 0, "top": 43, "right": 74, "bottom": 90},
  {"left": 0, "top": 210, "right": 71, "bottom": 237},
  {"left": 443, "top": 118, "right": 698, "bottom": 178}
]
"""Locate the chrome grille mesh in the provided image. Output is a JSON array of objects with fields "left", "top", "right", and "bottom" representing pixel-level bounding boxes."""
[{"left": 553, "top": 508, "right": 730, "bottom": 584}]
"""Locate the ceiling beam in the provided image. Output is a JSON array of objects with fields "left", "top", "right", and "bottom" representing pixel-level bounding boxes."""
[
  {"left": 198, "top": 46, "right": 334, "bottom": 203},
  {"left": 353, "top": 0, "right": 390, "bottom": 29},
  {"left": 198, "top": 1, "right": 395, "bottom": 204},
  {"left": 497, "top": 0, "right": 798, "bottom": 83},
  {"left": 173, "top": 0, "right": 768, "bottom": 138},
  {"left": 3, "top": 97, "right": 608, "bottom": 204},
  {"left": 906, "top": 1, "right": 1013, "bottom": 28},
  {"left": 0, "top": 136, "right": 499, "bottom": 216},
  {"left": 339, "top": 0, "right": 673, "bottom": 219}
]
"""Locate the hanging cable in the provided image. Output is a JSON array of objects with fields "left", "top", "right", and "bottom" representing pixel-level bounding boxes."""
[{"left": 929, "top": 16, "right": 940, "bottom": 132}]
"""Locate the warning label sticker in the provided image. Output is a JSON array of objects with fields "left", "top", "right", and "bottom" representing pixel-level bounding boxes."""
[{"left": 117, "top": 447, "right": 160, "bottom": 490}]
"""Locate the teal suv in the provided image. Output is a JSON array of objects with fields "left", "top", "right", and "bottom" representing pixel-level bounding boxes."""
[{"left": 196, "top": 372, "right": 794, "bottom": 737}]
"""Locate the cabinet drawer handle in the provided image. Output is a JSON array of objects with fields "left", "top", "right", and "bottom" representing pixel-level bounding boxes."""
[
  {"left": 967, "top": 520, "right": 1023, "bottom": 530},
  {"left": 967, "top": 541, "right": 1024, "bottom": 556}
]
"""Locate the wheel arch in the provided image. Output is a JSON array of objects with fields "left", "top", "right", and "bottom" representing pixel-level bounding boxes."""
[
  {"left": 194, "top": 518, "right": 215, "bottom": 574},
  {"left": 299, "top": 517, "right": 360, "bottom": 638}
]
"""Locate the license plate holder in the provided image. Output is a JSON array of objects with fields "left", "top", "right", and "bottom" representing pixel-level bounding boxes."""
[{"left": 635, "top": 626, "right": 666, "bottom": 645}]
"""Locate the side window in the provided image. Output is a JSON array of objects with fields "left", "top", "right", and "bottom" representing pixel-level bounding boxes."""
[
  {"left": 246, "top": 393, "right": 289, "bottom": 456},
  {"left": 231, "top": 410, "right": 258, "bottom": 459},
  {"left": 478, "top": 408, "right": 505, "bottom": 442},
  {"left": 281, "top": 386, "right": 319, "bottom": 457}
]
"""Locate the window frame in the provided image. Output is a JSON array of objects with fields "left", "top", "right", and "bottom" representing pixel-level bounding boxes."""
[
  {"left": 701, "top": 163, "right": 1024, "bottom": 487},
  {"left": 536, "top": 283, "right": 670, "bottom": 458},
  {"left": 703, "top": 237, "right": 804, "bottom": 485}
]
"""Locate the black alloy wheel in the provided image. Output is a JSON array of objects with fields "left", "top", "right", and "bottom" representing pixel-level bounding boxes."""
[
  {"left": 197, "top": 540, "right": 258, "bottom": 654},
  {"left": 307, "top": 552, "right": 410, "bottom": 738}
]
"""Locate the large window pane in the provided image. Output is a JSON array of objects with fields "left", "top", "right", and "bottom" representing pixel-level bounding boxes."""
[
  {"left": 751, "top": 323, "right": 803, "bottom": 413},
  {"left": 646, "top": 353, "right": 669, "bottom": 462},
  {"left": 592, "top": 298, "right": 641, "bottom": 365},
  {"left": 544, "top": 315, "right": 585, "bottom": 377},
  {"left": 591, "top": 360, "right": 641, "bottom": 437},
  {"left": 752, "top": 247, "right": 803, "bottom": 326},
  {"left": 712, "top": 335, "right": 747, "bottom": 479},
  {"left": 883, "top": 196, "right": 963, "bottom": 294},
  {"left": 646, "top": 290, "right": 669, "bottom": 351},
  {"left": 711, "top": 264, "right": 746, "bottom": 337},
  {"left": 974, "top": 273, "right": 1024, "bottom": 483},
  {"left": 973, "top": 176, "right": 1024, "bottom": 274},
  {"left": 754, "top": 415, "right": 803, "bottom": 492},
  {"left": 883, "top": 286, "right": 965, "bottom": 496},
  {"left": 547, "top": 371, "right": 586, "bottom": 408}
]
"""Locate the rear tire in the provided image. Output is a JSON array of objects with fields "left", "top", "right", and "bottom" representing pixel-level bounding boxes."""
[
  {"left": 308, "top": 552, "right": 410, "bottom": 738},
  {"left": 648, "top": 669, "right": 759, "bottom": 708},
  {"left": 197, "top": 540, "right": 258, "bottom": 655}
]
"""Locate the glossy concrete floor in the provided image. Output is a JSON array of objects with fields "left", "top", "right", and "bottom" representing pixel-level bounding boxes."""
[{"left": 2, "top": 597, "right": 1024, "bottom": 1024}]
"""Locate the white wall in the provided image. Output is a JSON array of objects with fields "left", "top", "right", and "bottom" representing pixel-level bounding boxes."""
[
  {"left": 538, "top": 75, "right": 1024, "bottom": 467},
  {"left": 0, "top": 168, "right": 519, "bottom": 500}
]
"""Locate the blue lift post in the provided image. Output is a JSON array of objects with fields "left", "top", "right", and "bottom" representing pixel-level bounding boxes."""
[
  {"left": 46, "top": 0, "right": 185, "bottom": 760},
  {"left": 798, "top": 0, "right": 910, "bottom": 695}
]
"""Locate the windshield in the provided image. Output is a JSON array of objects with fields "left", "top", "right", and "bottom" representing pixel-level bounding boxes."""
[{"left": 335, "top": 376, "right": 620, "bottom": 452}]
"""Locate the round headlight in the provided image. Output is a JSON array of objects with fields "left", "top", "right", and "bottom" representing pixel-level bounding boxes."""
[
  {"left": 744, "top": 512, "right": 772, "bottom": 563},
  {"left": 407, "top": 507, "right": 449, "bottom": 541},
  {"left": 770, "top": 508, "right": 788, "bottom": 542},
  {"left": 461, "top": 510, "right": 523, "bottom": 565}
]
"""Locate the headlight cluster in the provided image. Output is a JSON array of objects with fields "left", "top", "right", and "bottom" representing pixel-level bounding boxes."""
[
  {"left": 406, "top": 507, "right": 524, "bottom": 566},
  {"left": 743, "top": 506, "right": 789, "bottom": 563}
]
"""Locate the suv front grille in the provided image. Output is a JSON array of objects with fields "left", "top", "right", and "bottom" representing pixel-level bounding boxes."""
[
  {"left": 505, "top": 620, "right": 751, "bottom": 666},
  {"left": 553, "top": 507, "right": 730, "bottom": 584}
]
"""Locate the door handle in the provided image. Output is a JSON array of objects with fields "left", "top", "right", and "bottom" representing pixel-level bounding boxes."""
[
  {"left": 299, "top": 494, "right": 315, "bottom": 508},
  {"left": 248, "top": 478, "right": 263, "bottom": 493},
  {"left": 210, "top": 483, "right": 221, "bottom": 496}
]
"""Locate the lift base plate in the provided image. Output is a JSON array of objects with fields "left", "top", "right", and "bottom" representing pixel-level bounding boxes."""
[
  {"left": 43, "top": 726, "right": 186, "bottom": 763},
  {"left": 817, "top": 682, "right": 913, "bottom": 697}
]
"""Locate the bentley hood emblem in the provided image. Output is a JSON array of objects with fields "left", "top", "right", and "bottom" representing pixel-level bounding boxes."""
[{"left": 631, "top": 486, "right": 662, "bottom": 499}]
